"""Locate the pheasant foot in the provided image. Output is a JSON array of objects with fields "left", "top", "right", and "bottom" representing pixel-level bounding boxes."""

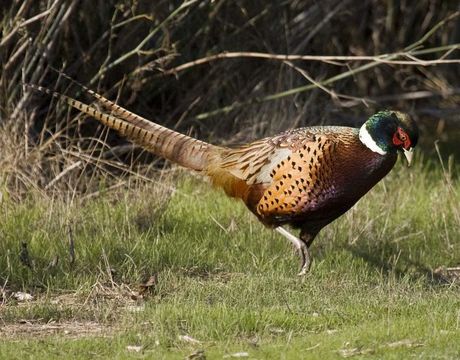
[
  {"left": 275, "top": 226, "right": 311, "bottom": 275},
  {"left": 297, "top": 242, "right": 311, "bottom": 276}
]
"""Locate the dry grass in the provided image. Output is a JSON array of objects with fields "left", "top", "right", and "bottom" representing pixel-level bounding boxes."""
[
  {"left": 0, "top": 321, "right": 111, "bottom": 340},
  {"left": 1, "top": 0, "right": 459, "bottom": 197}
]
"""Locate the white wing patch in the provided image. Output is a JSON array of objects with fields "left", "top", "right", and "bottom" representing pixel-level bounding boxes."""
[{"left": 248, "top": 148, "right": 291, "bottom": 184}]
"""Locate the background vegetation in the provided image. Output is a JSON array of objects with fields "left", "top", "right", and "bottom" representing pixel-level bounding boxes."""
[{"left": 0, "top": 0, "right": 459, "bottom": 358}]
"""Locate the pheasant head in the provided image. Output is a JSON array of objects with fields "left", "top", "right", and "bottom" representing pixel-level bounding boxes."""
[{"left": 359, "top": 110, "right": 419, "bottom": 165}]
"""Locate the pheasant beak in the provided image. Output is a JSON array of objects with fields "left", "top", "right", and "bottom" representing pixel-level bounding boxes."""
[{"left": 403, "top": 148, "right": 414, "bottom": 166}]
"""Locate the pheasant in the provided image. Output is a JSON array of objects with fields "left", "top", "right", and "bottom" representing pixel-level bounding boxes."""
[{"left": 28, "top": 82, "right": 419, "bottom": 275}]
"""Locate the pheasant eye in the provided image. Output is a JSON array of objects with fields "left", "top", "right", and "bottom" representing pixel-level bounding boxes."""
[
  {"left": 397, "top": 127, "right": 407, "bottom": 140},
  {"left": 393, "top": 127, "right": 411, "bottom": 149}
]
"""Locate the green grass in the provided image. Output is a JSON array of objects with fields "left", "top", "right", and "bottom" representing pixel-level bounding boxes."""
[{"left": 0, "top": 160, "right": 459, "bottom": 359}]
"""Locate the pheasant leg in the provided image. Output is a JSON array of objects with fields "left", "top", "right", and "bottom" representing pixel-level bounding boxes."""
[
  {"left": 297, "top": 242, "right": 311, "bottom": 276},
  {"left": 275, "top": 226, "right": 311, "bottom": 275}
]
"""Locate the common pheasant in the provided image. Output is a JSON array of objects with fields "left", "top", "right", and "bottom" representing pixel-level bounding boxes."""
[{"left": 29, "top": 82, "right": 419, "bottom": 275}]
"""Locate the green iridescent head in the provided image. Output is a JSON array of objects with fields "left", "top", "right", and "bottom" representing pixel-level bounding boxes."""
[{"left": 359, "top": 110, "right": 419, "bottom": 165}]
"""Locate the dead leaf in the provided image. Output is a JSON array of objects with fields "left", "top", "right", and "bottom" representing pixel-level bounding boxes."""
[
  {"left": 138, "top": 274, "right": 158, "bottom": 296},
  {"left": 126, "top": 345, "right": 143, "bottom": 352},
  {"left": 179, "top": 334, "right": 202, "bottom": 344},
  {"left": 338, "top": 347, "right": 374, "bottom": 358},
  {"left": 130, "top": 274, "right": 158, "bottom": 300},
  {"left": 268, "top": 327, "right": 285, "bottom": 334},
  {"left": 384, "top": 339, "right": 424, "bottom": 348},
  {"left": 13, "top": 292, "right": 34, "bottom": 302},
  {"left": 223, "top": 352, "right": 249, "bottom": 358}
]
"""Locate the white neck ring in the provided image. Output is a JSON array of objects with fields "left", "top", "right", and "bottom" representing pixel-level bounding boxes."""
[{"left": 359, "top": 126, "right": 387, "bottom": 155}]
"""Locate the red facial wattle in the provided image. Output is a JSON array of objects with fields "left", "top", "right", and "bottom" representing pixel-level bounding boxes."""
[{"left": 392, "top": 127, "right": 411, "bottom": 149}]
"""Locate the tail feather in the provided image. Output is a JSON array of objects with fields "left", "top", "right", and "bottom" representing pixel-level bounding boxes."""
[
  {"left": 26, "top": 83, "right": 220, "bottom": 171},
  {"left": 49, "top": 69, "right": 156, "bottom": 125}
]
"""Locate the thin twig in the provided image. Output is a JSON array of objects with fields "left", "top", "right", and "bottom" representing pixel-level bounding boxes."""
[
  {"left": 161, "top": 46, "right": 459, "bottom": 76},
  {"left": 0, "top": 0, "right": 58, "bottom": 47},
  {"left": 90, "top": 0, "right": 200, "bottom": 84},
  {"left": 45, "top": 161, "right": 83, "bottom": 190},
  {"left": 193, "top": 44, "right": 459, "bottom": 120}
]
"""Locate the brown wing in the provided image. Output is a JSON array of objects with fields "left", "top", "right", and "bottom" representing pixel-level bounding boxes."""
[
  {"left": 218, "top": 129, "right": 327, "bottom": 184},
  {"left": 256, "top": 134, "right": 336, "bottom": 219}
]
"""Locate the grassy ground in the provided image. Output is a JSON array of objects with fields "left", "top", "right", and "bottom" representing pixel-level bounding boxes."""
[{"left": 0, "top": 159, "right": 459, "bottom": 359}]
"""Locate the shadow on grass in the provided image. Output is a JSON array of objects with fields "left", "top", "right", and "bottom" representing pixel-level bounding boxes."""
[{"left": 346, "top": 240, "right": 452, "bottom": 287}]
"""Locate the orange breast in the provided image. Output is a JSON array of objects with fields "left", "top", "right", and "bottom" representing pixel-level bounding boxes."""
[{"left": 256, "top": 137, "right": 334, "bottom": 218}]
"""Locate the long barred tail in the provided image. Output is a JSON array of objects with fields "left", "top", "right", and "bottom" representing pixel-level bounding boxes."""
[{"left": 26, "top": 83, "right": 220, "bottom": 171}]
